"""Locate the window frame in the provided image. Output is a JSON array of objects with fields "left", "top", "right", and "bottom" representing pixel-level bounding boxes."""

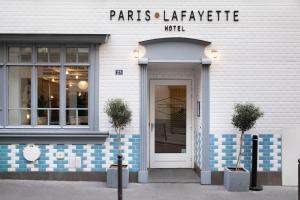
[
  {"left": 0, "top": 43, "right": 98, "bottom": 133},
  {"left": 0, "top": 65, "right": 3, "bottom": 128}
]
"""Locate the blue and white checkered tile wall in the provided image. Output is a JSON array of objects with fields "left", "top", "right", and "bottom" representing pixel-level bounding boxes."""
[
  {"left": 0, "top": 134, "right": 140, "bottom": 172},
  {"left": 209, "top": 133, "right": 281, "bottom": 172},
  {"left": 194, "top": 131, "right": 201, "bottom": 169}
]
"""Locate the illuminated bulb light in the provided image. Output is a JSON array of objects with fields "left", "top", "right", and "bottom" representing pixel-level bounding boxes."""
[
  {"left": 66, "top": 71, "right": 69, "bottom": 75},
  {"left": 75, "top": 75, "right": 79, "bottom": 79},
  {"left": 211, "top": 49, "right": 218, "bottom": 59},
  {"left": 50, "top": 95, "right": 54, "bottom": 99},
  {"left": 69, "top": 84, "right": 73, "bottom": 87},
  {"left": 26, "top": 114, "right": 30, "bottom": 120},
  {"left": 51, "top": 78, "right": 55, "bottom": 82},
  {"left": 133, "top": 49, "right": 139, "bottom": 58},
  {"left": 78, "top": 80, "right": 88, "bottom": 90},
  {"left": 78, "top": 92, "right": 82, "bottom": 97}
]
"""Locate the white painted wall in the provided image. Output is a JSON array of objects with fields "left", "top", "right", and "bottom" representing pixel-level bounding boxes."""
[
  {"left": 0, "top": 0, "right": 299, "bottom": 137},
  {"left": 282, "top": 126, "right": 300, "bottom": 186}
]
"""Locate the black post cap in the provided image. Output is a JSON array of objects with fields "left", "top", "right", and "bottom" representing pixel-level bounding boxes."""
[{"left": 253, "top": 135, "right": 258, "bottom": 140}]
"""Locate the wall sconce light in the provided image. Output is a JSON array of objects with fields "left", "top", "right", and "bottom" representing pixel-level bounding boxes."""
[
  {"left": 211, "top": 49, "right": 218, "bottom": 59},
  {"left": 133, "top": 49, "right": 139, "bottom": 58}
]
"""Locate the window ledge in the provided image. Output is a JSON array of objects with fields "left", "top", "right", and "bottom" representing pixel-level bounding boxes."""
[{"left": 0, "top": 129, "right": 109, "bottom": 144}]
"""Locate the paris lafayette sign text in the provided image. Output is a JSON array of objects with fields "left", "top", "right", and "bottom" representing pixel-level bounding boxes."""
[{"left": 110, "top": 9, "right": 239, "bottom": 32}]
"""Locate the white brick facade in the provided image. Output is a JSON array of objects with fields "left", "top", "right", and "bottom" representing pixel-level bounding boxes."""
[{"left": 0, "top": 0, "right": 299, "bottom": 137}]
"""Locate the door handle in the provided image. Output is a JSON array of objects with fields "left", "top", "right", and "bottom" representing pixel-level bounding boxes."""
[{"left": 150, "top": 122, "right": 155, "bottom": 132}]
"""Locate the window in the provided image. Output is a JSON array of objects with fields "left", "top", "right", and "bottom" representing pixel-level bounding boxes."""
[
  {"left": 66, "top": 47, "right": 89, "bottom": 63},
  {"left": 37, "top": 66, "right": 60, "bottom": 125},
  {"left": 37, "top": 48, "right": 60, "bottom": 63},
  {"left": 0, "top": 45, "right": 93, "bottom": 129},
  {"left": 66, "top": 66, "right": 88, "bottom": 125},
  {"left": 9, "top": 47, "right": 32, "bottom": 63},
  {"left": 8, "top": 67, "right": 32, "bottom": 125}
]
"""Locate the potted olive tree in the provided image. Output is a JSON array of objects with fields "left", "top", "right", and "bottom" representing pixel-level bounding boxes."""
[
  {"left": 224, "top": 103, "right": 263, "bottom": 192},
  {"left": 105, "top": 98, "right": 132, "bottom": 189}
]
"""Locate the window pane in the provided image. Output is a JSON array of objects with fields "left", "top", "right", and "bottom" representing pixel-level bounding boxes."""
[
  {"left": 8, "top": 47, "right": 19, "bottom": 62},
  {"left": 50, "top": 110, "right": 59, "bottom": 125},
  {"left": 8, "top": 110, "right": 19, "bottom": 125},
  {"left": 66, "top": 66, "right": 88, "bottom": 125},
  {"left": 37, "top": 66, "right": 60, "bottom": 125},
  {"left": 9, "top": 109, "right": 31, "bottom": 125},
  {"left": 78, "top": 48, "right": 89, "bottom": 63},
  {"left": 78, "top": 110, "right": 88, "bottom": 125},
  {"left": 66, "top": 48, "right": 77, "bottom": 63},
  {"left": 49, "top": 48, "right": 60, "bottom": 63},
  {"left": 0, "top": 47, "right": 4, "bottom": 63},
  {"left": 8, "top": 67, "right": 31, "bottom": 125},
  {"left": 66, "top": 109, "right": 76, "bottom": 125},
  {"left": 37, "top": 48, "right": 60, "bottom": 63},
  {"left": 9, "top": 67, "right": 31, "bottom": 108},
  {"left": 37, "top": 109, "right": 59, "bottom": 125},
  {"left": 37, "top": 48, "right": 48, "bottom": 62},
  {"left": 37, "top": 109, "right": 48, "bottom": 125},
  {"left": 20, "top": 109, "right": 31, "bottom": 125},
  {"left": 9, "top": 47, "right": 32, "bottom": 63},
  {"left": 21, "top": 48, "right": 32, "bottom": 62}
]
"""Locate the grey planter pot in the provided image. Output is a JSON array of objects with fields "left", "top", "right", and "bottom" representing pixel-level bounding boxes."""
[
  {"left": 224, "top": 167, "right": 250, "bottom": 192},
  {"left": 106, "top": 165, "right": 129, "bottom": 188}
]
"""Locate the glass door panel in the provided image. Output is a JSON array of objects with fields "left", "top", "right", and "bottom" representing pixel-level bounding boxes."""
[
  {"left": 155, "top": 85, "right": 187, "bottom": 153},
  {"left": 150, "top": 79, "right": 192, "bottom": 168}
]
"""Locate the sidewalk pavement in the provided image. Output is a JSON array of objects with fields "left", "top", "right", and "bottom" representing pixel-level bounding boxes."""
[{"left": 0, "top": 180, "right": 297, "bottom": 200}]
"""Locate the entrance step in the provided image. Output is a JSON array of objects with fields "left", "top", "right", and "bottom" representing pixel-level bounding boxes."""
[{"left": 148, "top": 169, "right": 200, "bottom": 183}]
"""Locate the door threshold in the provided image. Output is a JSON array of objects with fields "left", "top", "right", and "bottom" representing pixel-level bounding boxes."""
[{"left": 148, "top": 169, "right": 200, "bottom": 183}]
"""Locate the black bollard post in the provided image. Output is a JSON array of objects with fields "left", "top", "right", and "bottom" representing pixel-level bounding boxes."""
[
  {"left": 250, "top": 135, "right": 263, "bottom": 191},
  {"left": 118, "top": 154, "right": 123, "bottom": 200},
  {"left": 298, "top": 159, "right": 300, "bottom": 200}
]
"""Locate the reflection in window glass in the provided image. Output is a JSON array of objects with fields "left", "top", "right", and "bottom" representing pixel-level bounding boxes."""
[
  {"left": 37, "top": 48, "right": 60, "bottom": 63},
  {"left": 37, "top": 67, "right": 60, "bottom": 125},
  {"left": 9, "top": 47, "right": 32, "bottom": 63},
  {"left": 37, "top": 48, "right": 48, "bottom": 62},
  {"left": 78, "top": 48, "right": 89, "bottom": 63},
  {"left": 66, "top": 66, "right": 88, "bottom": 125},
  {"left": 66, "top": 48, "right": 77, "bottom": 63},
  {"left": 8, "top": 67, "right": 31, "bottom": 125},
  {"left": 49, "top": 48, "right": 60, "bottom": 63},
  {"left": 66, "top": 47, "right": 89, "bottom": 63}
]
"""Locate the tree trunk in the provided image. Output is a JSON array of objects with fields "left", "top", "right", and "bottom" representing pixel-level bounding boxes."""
[
  {"left": 115, "top": 128, "right": 122, "bottom": 155},
  {"left": 236, "top": 131, "right": 244, "bottom": 170},
  {"left": 118, "top": 131, "right": 122, "bottom": 155}
]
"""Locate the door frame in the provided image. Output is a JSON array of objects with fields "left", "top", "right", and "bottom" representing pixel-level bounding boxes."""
[
  {"left": 149, "top": 79, "right": 193, "bottom": 168},
  {"left": 138, "top": 37, "right": 212, "bottom": 183}
]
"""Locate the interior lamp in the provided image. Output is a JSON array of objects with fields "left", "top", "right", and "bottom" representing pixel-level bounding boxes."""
[{"left": 78, "top": 80, "right": 88, "bottom": 90}]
